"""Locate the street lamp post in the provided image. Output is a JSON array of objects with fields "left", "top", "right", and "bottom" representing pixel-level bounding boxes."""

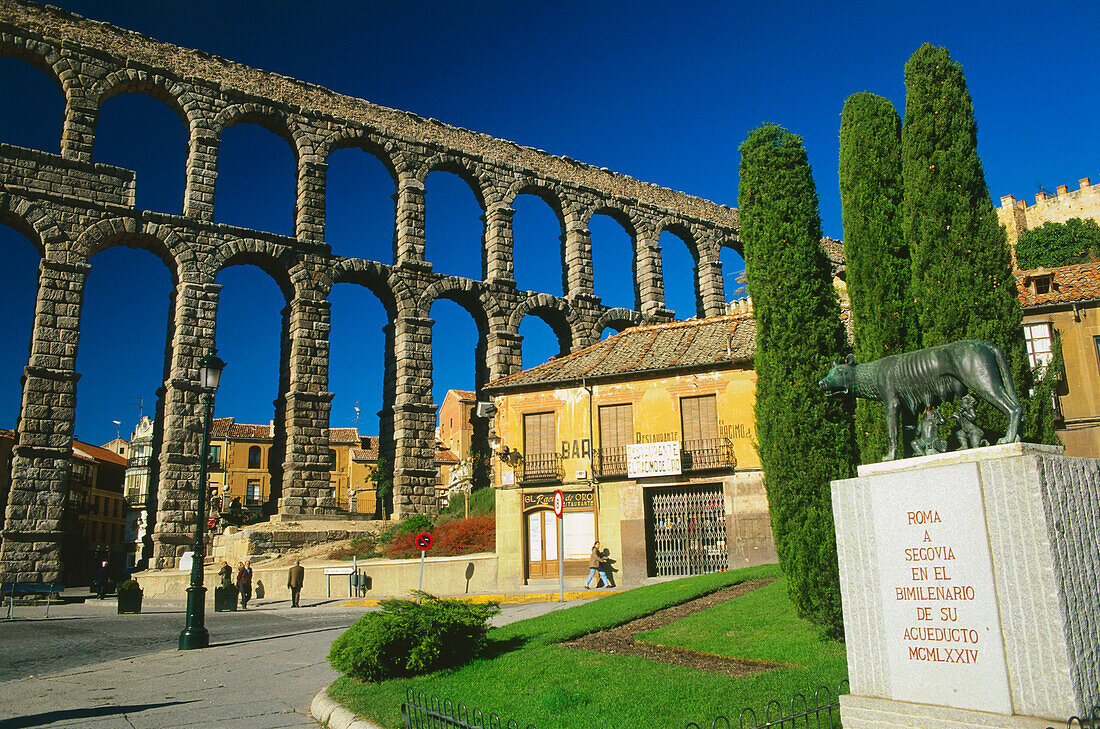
[{"left": 179, "top": 352, "right": 225, "bottom": 650}]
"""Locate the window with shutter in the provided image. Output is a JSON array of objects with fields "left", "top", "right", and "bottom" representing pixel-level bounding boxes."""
[
  {"left": 681, "top": 394, "right": 718, "bottom": 443},
  {"left": 523, "top": 412, "right": 559, "bottom": 481},
  {"left": 598, "top": 403, "right": 633, "bottom": 476}
]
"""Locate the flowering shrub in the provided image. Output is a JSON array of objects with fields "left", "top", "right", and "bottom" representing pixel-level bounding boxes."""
[
  {"left": 434, "top": 515, "right": 495, "bottom": 556},
  {"left": 383, "top": 531, "right": 423, "bottom": 560}
]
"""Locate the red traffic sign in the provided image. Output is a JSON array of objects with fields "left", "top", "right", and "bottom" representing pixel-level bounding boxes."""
[
  {"left": 415, "top": 532, "right": 433, "bottom": 551},
  {"left": 206, "top": 517, "right": 216, "bottom": 529},
  {"left": 553, "top": 489, "right": 564, "bottom": 518}
]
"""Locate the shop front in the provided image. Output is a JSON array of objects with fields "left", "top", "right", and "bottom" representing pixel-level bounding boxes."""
[{"left": 522, "top": 490, "right": 595, "bottom": 580}]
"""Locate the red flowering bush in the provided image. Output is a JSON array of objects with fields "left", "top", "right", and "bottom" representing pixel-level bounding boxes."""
[
  {"left": 379, "top": 515, "right": 495, "bottom": 560},
  {"left": 433, "top": 515, "right": 495, "bottom": 556},
  {"left": 383, "top": 531, "right": 423, "bottom": 560}
]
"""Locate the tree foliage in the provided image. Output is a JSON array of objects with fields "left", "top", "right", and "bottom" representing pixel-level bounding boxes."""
[
  {"left": 1015, "top": 218, "right": 1100, "bottom": 270},
  {"left": 839, "top": 92, "right": 913, "bottom": 463},
  {"left": 739, "top": 123, "right": 855, "bottom": 639},
  {"left": 901, "top": 44, "right": 1053, "bottom": 442}
]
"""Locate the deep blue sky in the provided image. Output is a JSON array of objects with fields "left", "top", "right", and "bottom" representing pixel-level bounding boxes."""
[{"left": 1, "top": 1, "right": 1097, "bottom": 446}]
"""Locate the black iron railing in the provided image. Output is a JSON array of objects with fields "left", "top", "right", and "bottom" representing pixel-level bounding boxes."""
[
  {"left": 1048, "top": 705, "right": 1100, "bottom": 729},
  {"left": 681, "top": 438, "right": 736, "bottom": 471},
  {"left": 686, "top": 680, "right": 847, "bottom": 729},
  {"left": 521, "top": 452, "right": 562, "bottom": 483},
  {"left": 401, "top": 689, "right": 535, "bottom": 729},
  {"left": 596, "top": 446, "right": 629, "bottom": 477}
]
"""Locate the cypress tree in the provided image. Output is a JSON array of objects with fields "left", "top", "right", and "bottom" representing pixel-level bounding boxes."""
[
  {"left": 839, "top": 92, "right": 913, "bottom": 463},
  {"left": 739, "top": 124, "right": 855, "bottom": 638},
  {"left": 902, "top": 44, "right": 1051, "bottom": 442}
]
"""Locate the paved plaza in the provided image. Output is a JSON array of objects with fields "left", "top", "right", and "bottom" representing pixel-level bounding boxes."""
[{"left": 0, "top": 594, "right": 584, "bottom": 728}]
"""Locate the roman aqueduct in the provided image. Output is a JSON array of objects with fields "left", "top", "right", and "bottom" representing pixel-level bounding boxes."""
[{"left": 0, "top": 1, "right": 741, "bottom": 580}]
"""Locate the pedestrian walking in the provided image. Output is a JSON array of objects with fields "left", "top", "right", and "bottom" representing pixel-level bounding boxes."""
[
  {"left": 584, "top": 541, "right": 609, "bottom": 589},
  {"left": 236, "top": 560, "right": 253, "bottom": 609},
  {"left": 287, "top": 559, "right": 305, "bottom": 607},
  {"left": 94, "top": 561, "right": 109, "bottom": 599},
  {"left": 218, "top": 560, "right": 232, "bottom": 587}
]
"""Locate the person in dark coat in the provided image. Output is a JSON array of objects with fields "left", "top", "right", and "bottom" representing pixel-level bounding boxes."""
[
  {"left": 218, "top": 560, "right": 232, "bottom": 587},
  {"left": 94, "top": 561, "right": 109, "bottom": 599},
  {"left": 236, "top": 560, "right": 253, "bottom": 609},
  {"left": 287, "top": 559, "right": 305, "bottom": 607}
]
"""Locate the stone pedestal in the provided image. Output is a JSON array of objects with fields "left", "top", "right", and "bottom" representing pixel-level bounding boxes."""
[{"left": 832, "top": 443, "right": 1099, "bottom": 729}]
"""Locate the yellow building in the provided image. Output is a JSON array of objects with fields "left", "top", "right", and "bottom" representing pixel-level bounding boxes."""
[
  {"left": 66, "top": 440, "right": 129, "bottom": 583},
  {"left": 1016, "top": 263, "right": 1100, "bottom": 456},
  {"left": 484, "top": 314, "right": 775, "bottom": 588},
  {"left": 206, "top": 418, "right": 380, "bottom": 517}
]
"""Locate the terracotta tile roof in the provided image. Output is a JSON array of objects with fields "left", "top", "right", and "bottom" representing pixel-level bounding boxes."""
[
  {"left": 1015, "top": 262, "right": 1100, "bottom": 308},
  {"left": 328, "top": 427, "right": 360, "bottom": 444},
  {"left": 486, "top": 314, "right": 755, "bottom": 391},
  {"left": 72, "top": 440, "right": 127, "bottom": 467},
  {"left": 210, "top": 417, "right": 273, "bottom": 440},
  {"left": 435, "top": 448, "right": 460, "bottom": 464},
  {"left": 447, "top": 389, "right": 476, "bottom": 401},
  {"left": 350, "top": 443, "right": 380, "bottom": 461}
]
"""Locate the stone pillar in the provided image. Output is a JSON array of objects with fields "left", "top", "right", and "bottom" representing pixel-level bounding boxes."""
[
  {"left": 563, "top": 223, "right": 594, "bottom": 298},
  {"left": 183, "top": 131, "right": 219, "bottom": 221},
  {"left": 0, "top": 259, "right": 88, "bottom": 583},
  {"left": 484, "top": 206, "right": 515, "bottom": 285},
  {"left": 295, "top": 160, "right": 327, "bottom": 243},
  {"left": 277, "top": 297, "right": 336, "bottom": 516},
  {"left": 394, "top": 179, "right": 429, "bottom": 269},
  {"left": 60, "top": 90, "right": 96, "bottom": 163},
  {"left": 698, "top": 256, "right": 725, "bottom": 317},
  {"left": 151, "top": 282, "right": 221, "bottom": 569},
  {"left": 486, "top": 329, "right": 523, "bottom": 381},
  {"left": 833, "top": 444, "right": 1100, "bottom": 729},
  {"left": 635, "top": 235, "right": 667, "bottom": 315},
  {"left": 391, "top": 315, "right": 437, "bottom": 517}
]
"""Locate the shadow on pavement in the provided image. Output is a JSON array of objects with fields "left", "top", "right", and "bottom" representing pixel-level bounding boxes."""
[
  {"left": 0, "top": 700, "right": 196, "bottom": 728},
  {"left": 209, "top": 625, "right": 346, "bottom": 648}
]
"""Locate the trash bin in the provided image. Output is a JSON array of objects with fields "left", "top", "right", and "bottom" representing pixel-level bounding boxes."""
[{"left": 214, "top": 584, "right": 238, "bottom": 612}]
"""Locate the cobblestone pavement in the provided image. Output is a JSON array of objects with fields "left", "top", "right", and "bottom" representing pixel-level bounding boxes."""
[{"left": 0, "top": 595, "right": 588, "bottom": 728}]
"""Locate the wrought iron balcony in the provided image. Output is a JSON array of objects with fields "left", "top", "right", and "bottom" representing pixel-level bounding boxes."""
[
  {"left": 595, "top": 446, "right": 629, "bottom": 478},
  {"left": 521, "top": 452, "right": 563, "bottom": 483},
  {"left": 681, "top": 437, "right": 737, "bottom": 471}
]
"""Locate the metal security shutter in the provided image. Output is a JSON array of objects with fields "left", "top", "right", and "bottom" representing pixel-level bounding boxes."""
[
  {"left": 523, "top": 412, "right": 556, "bottom": 455},
  {"left": 680, "top": 395, "right": 718, "bottom": 443},
  {"left": 647, "top": 485, "right": 727, "bottom": 577}
]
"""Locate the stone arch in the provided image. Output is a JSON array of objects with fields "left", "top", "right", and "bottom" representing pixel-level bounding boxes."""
[
  {"left": 418, "top": 277, "right": 491, "bottom": 330},
  {"left": 592, "top": 307, "right": 646, "bottom": 342},
  {"left": 91, "top": 69, "right": 200, "bottom": 132},
  {"left": 212, "top": 103, "right": 313, "bottom": 162},
  {"left": 655, "top": 217, "right": 702, "bottom": 262},
  {"left": 509, "top": 293, "right": 574, "bottom": 355},
  {"left": 416, "top": 153, "right": 489, "bottom": 211},
  {"left": 0, "top": 36, "right": 80, "bottom": 98},
  {"left": 584, "top": 202, "right": 641, "bottom": 243},
  {"left": 329, "top": 258, "right": 413, "bottom": 316},
  {"left": 505, "top": 179, "right": 568, "bottom": 235},
  {"left": 210, "top": 237, "right": 297, "bottom": 301},
  {"left": 0, "top": 194, "right": 64, "bottom": 255},
  {"left": 73, "top": 218, "right": 183, "bottom": 283},
  {"left": 322, "top": 130, "right": 403, "bottom": 185}
]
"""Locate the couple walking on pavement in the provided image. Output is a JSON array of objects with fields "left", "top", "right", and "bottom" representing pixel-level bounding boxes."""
[
  {"left": 217, "top": 559, "right": 254, "bottom": 608},
  {"left": 584, "top": 540, "right": 615, "bottom": 589}
]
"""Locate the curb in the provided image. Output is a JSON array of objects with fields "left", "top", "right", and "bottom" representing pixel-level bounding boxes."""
[
  {"left": 311, "top": 684, "right": 384, "bottom": 729},
  {"left": 340, "top": 588, "right": 624, "bottom": 608}
]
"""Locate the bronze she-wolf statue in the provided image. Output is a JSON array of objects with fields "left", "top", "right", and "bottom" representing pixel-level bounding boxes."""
[{"left": 817, "top": 340, "right": 1022, "bottom": 461}]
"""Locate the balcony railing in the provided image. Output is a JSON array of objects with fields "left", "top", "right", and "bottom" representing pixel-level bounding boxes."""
[
  {"left": 521, "top": 452, "right": 563, "bottom": 483},
  {"left": 595, "top": 446, "right": 628, "bottom": 477},
  {"left": 681, "top": 437, "right": 736, "bottom": 471}
]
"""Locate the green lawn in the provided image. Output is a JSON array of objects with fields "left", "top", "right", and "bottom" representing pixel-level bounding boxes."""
[{"left": 327, "top": 563, "right": 848, "bottom": 729}]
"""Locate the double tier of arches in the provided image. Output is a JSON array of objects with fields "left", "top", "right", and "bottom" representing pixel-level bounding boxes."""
[{"left": 0, "top": 10, "right": 741, "bottom": 581}]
